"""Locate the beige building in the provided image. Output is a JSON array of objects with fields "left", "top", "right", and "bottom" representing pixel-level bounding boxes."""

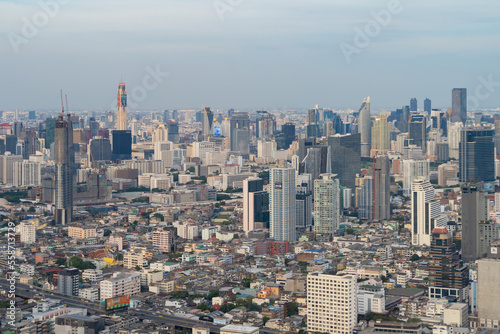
[
  {"left": 16, "top": 221, "right": 36, "bottom": 244},
  {"left": 438, "top": 163, "right": 458, "bottom": 186},
  {"left": 100, "top": 272, "right": 140, "bottom": 301},
  {"left": 220, "top": 325, "right": 259, "bottom": 334},
  {"left": 307, "top": 273, "right": 357, "bottom": 334},
  {"left": 68, "top": 226, "right": 97, "bottom": 239},
  {"left": 371, "top": 115, "right": 390, "bottom": 157},
  {"left": 443, "top": 303, "right": 468, "bottom": 327}
]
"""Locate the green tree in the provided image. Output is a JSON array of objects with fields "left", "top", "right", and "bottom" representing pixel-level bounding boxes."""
[
  {"left": 103, "top": 229, "right": 112, "bottom": 237},
  {"left": 56, "top": 258, "right": 67, "bottom": 266},
  {"left": 135, "top": 265, "right": 141, "bottom": 271},
  {"left": 262, "top": 316, "right": 270, "bottom": 325},
  {"left": 410, "top": 254, "right": 420, "bottom": 262}
]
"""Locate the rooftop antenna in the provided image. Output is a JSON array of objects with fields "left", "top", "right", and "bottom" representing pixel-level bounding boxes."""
[{"left": 60, "top": 89, "right": 64, "bottom": 114}]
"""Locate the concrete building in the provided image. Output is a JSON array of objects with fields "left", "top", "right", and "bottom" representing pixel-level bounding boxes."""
[
  {"left": 54, "top": 113, "right": 74, "bottom": 225},
  {"left": 476, "top": 241, "right": 500, "bottom": 328},
  {"left": 411, "top": 179, "right": 446, "bottom": 246},
  {"left": 307, "top": 273, "right": 357, "bottom": 334},
  {"left": 270, "top": 168, "right": 296, "bottom": 242},
  {"left": 438, "top": 163, "right": 458, "bottom": 186},
  {"left": 314, "top": 174, "right": 341, "bottom": 237},
  {"left": 451, "top": 88, "right": 467, "bottom": 123},
  {"left": 373, "top": 155, "right": 390, "bottom": 220},
  {"left": 443, "top": 303, "right": 469, "bottom": 327},
  {"left": 403, "top": 159, "right": 430, "bottom": 195},
  {"left": 296, "top": 173, "right": 313, "bottom": 234},
  {"left": 327, "top": 134, "right": 361, "bottom": 189},
  {"left": 371, "top": 115, "right": 390, "bottom": 157},
  {"left": 15, "top": 221, "right": 36, "bottom": 244},
  {"left": 462, "top": 182, "right": 488, "bottom": 262},
  {"left": 58, "top": 268, "right": 79, "bottom": 296},
  {"left": 358, "top": 96, "right": 371, "bottom": 157},
  {"left": 243, "top": 177, "right": 266, "bottom": 234},
  {"left": 152, "top": 229, "right": 173, "bottom": 253},
  {"left": 100, "top": 272, "right": 140, "bottom": 301},
  {"left": 68, "top": 226, "right": 97, "bottom": 239},
  {"left": 459, "top": 127, "right": 494, "bottom": 183}
]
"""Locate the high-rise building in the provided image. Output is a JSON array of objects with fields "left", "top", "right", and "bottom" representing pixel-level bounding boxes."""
[
  {"left": 116, "top": 83, "right": 128, "bottom": 130},
  {"left": 477, "top": 240, "right": 500, "bottom": 328},
  {"left": 299, "top": 146, "right": 330, "bottom": 183},
  {"left": 58, "top": 268, "right": 79, "bottom": 296},
  {"left": 314, "top": 174, "right": 341, "bottom": 236},
  {"left": 451, "top": 88, "right": 467, "bottom": 123},
  {"left": 411, "top": 179, "right": 446, "bottom": 246},
  {"left": 461, "top": 182, "right": 488, "bottom": 263},
  {"left": 100, "top": 272, "right": 141, "bottom": 301},
  {"left": 270, "top": 168, "right": 296, "bottom": 241},
  {"left": 307, "top": 273, "right": 357, "bottom": 334},
  {"left": 358, "top": 97, "right": 371, "bottom": 157},
  {"left": 327, "top": 134, "right": 361, "bottom": 189},
  {"left": 201, "top": 107, "right": 214, "bottom": 138},
  {"left": 424, "top": 98, "right": 431, "bottom": 114},
  {"left": 295, "top": 174, "right": 313, "bottom": 234},
  {"left": 54, "top": 114, "right": 74, "bottom": 225},
  {"left": 373, "top": 155, "right": 390, "bottom": 220},
  {"left": 371, "top": 115, "right": 390, "bottom": 156},
  {"left": 438, "top": 162, "right": 458, "bottom": 186},
  {"left": 356, "top": 174, "right": 373, "bottom": 220},
  {"left": 410, "top": 98, "right": 417, "bottom": 112},
  {"left": 230, "top": 113, "right": 250, "bottom": 154},
  {"left": 111, "top": 130, "right": 132, "bottom": 161},
  {"left": 243, "top": 177, "right": 269, "bottom": 233},
  {"left": 255, "top": 111, "right": 276, "bottom": 140},
  {"left": 428, "top": 228, "right": 469, "bottom": 302},
  {"left": 408, "top": 114, "right": 427, "bottom": 153},
  {"left": 281, "top": 123, "right": 295, "bottom": 150},
  {"left": 402, "top": 159, "right": 429, "bottom": 195},
  {"left": 166, "top": 121, "right": 179, "bottom": 143},
  {"left": 459, "top": 127, "right": 494, "bottom": 183},
  {"left": 447, "top": 121, "right": 463, "bottom": 159},
  {"left": 152, "top": 229, "right": 173, "bottom": 253},
  {"left": 88, "top": 138, "right": 112, "bottom": 164}
]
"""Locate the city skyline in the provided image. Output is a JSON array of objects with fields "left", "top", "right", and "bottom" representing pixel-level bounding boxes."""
[{"left": 1, "top": 0, "right": 500, "bottom": 110}]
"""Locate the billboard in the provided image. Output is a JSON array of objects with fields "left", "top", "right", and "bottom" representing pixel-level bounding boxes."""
[
  {"left": 214, "top": 126, "right": 221, "bottom": 137},
  {"left": 105, "top": 295, "right": 130, "bottom": 310}
]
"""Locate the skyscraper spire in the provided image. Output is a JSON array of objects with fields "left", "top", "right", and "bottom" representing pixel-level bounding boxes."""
[{"left": 116, "top": 82, "right": 127, "bottom": 130}]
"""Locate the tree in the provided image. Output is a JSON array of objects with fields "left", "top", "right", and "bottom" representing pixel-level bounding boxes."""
[
  {"left": 380, "top": 275, "right": 388, "bottom": 283},
  {"left": 103, "top": 229, "right": 112, "bottom": 237},
  {"left": 188, "top": 166, "right": 196, "bottom": 173},
  {"left": 135, "top": 265, "right": 141, "bottom": 271},
  {"left": 67, "top": 256, "right": 96, "bottom": 270},
  {"left": 262, "top": 316, "right": 270, "bottom": 325},
  {"left": 153, "top": 213, "right": 165, "bottom": 221},
  {"left": 241, "top": 278, "right": 252, "bottom": 288},
  {"left": 288, "top": 302, "right": 299, "bottom": 315},
  {"left": 56, "top": 258, "right": 67, "bottom": 266},
  {"left": 346, "top": 228, "right": 355, "bottom": 235},
  {"left": 410, "top": 254, "right": 420, "bottom": 262},
  {"left": 28, "top": 207, "right": 36, "bottom": 213},
  {"left": 117, "top": 253, "right": 123, "bottom": 261}
]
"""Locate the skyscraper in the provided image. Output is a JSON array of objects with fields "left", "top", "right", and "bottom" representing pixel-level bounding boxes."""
[
  {"left": 296, "top": 174, "right": 313, "bottom": 235},
  {"left": 402, "top": 159, "right": 430, "bottom": 195},
  {"left": 358, "top": 96, "right": 371, "bottom": 157},
  {"left": 229, "top": 112, "right": 250, "bottom": 154},
  {"left": 428, "top": 228, "right": 469, "bottom": 302},
  {"left": 410, "top": 97, "right": 417, "bottom": 111},
  {"left": 314, "top": 173, "right": 341, "bottom": 237},
  {"left": 307, "top": 106, "right": 320, "bottom": 138},
  {"left": 270, "top": 168, "right": 296, "bottom": 241},
  {"left": 243, "top": 177, "right": 268, "bottom": 234},
  {"left": 280, "top": 122, "right": 295, "bottom": 150},
  {"left": 408, "top": 114, "right": 427, "bottom": 153},
  {"left": 54, "top": 113, "right": 74, "bottom": 225},
  {"left": 477, "top": 240, "right": 500, "bottom": 327},
  {"left": 459, "top": 127, "right": 494, "bottom": 183},
  {"left": 327, "top": 134, "right": 361, "bottom": 189},
  {"left": 411, "top": 179, "right": 446, "bottom": 246},
  {"left": 58, "top": 268, "right": 79, "bottom": 296},
  {"left": 452, "top": 88, "right": 467, "bottom": 123},
  {"left": 201, "top": 107, "right": 214, "bottom": 138},
  {"left": 370, "top": 115, "right": 390, "bottom": 156},
  {"left": 356, "top": 174, "right": 373, "bottom": 221},
  {"left": 111, "top": 130, "right": 132, "bottom": 161},
  {"left": 116, "top": 83, "right": 127, "bottom": 130},
  {"left": 373, "top": 155, "right": 390, "bottom": 220},
  {"left": 424, "top": 98, "right": 432, "bottom": 114},
  {"left": 461, "top": 182, "right": 488, "bottom": 263}
]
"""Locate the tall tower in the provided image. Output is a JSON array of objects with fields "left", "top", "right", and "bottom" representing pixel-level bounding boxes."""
[
  {"left": 54, "top": 113, "right": 74, "bottom": 225},
  {"left": 270, "top": 168, "right": 296, "bottom": 241},
  {"left": 410, "top": 97, "right": 417, "bottom": 112},
  {"left": 358, "top": 97, "right": 371, "bottom": 157},
  {"left": 411, "top": 179, "right": 446, "bottom": 246},
  {"left": 116, "top": 83, "right": 127, "bottom": 130},
  {"left": 373, "top": 155, "right": 390, "bottom": 220},
  {"left": 461, "top": 182, "right": 488, "bottom": 263},
  {"left": 452, "top": 88, "right": 467, "bottom": 123},
  {"left": 459, "top": 127, "right": 494, "bottom": 183},
  {"left": 314, "top": 173, "right": 341, "bottom": 237},
  {"left": 371, "top": 115, "right": 390, "bottom": 156},
  {"left": 201, "top": 107, "right": 214, "bottom": 138}
]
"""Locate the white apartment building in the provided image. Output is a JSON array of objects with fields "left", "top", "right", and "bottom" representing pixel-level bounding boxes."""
[
  {"left": 307, "top": 273, "right": 357, "bottom": 334},
  {"left": 403, "top": 159, "right": 430, "bottom": 195},
  {"left": 257, "top": 140, "right": 277, "bottom": 158},
  {"left": 100, "top": 272, "right": 140, "bottom": 301},
  {"left": 357, "top": 286, "right": 385, "bottom": 315},
  {"left": 193, "top": 141, "right": 216, "bottom": 162},
  {"left": 82, "top": 269, "right": 104, "bottom": 283},
  {"left": 140, "top": 269, "right": 163, "bottom": 287},
  {"left": 16, "top": 221, "right": 36, "bottom": 243},
  {"left": 202, "top": 226, "right": 220, "bottom": 240},
  {"left": 173, "top": 222, "right": 199, "bottom": 240},
  {"left": 79, "top": 287, "right": 99, "bottom": 302},
  {"left": 270, "top": 168, "right": 296, "bottom": 242},
  {"left": 123, "top": 250, "right": 148, "bottom": 269},
  {"left": 411, "top": 179, "right": 447, "bottom": 246}
]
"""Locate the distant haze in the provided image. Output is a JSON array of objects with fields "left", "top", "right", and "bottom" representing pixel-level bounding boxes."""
[{"left": 1, "top": 0, "right": 500, "bottom": 111}]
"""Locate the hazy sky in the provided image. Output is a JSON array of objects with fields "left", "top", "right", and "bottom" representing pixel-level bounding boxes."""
[{"left": 2, "top": 0, "right": 500, "bottom": 111}]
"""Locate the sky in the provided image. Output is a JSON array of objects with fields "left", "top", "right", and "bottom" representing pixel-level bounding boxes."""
[{"left": 1, "top": 0, "right": 500, "bottom": 112}]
